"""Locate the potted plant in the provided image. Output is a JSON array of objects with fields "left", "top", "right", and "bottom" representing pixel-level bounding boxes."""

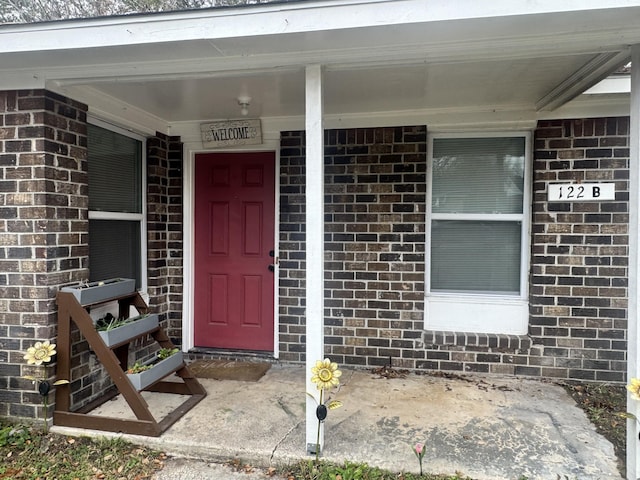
[
  {"left": 96, "top": 313, "right": 159, "bottom": 347},
  {"left": 126, "top": 348, "right": 183, "bottom": 391},
  {"left": 61, "top": 278, "right": 136, "bottom": 305}
]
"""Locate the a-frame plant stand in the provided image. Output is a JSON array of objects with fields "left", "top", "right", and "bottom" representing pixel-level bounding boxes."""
[{"left": 54, "top": 290, "right": 206, "bottom": 437}]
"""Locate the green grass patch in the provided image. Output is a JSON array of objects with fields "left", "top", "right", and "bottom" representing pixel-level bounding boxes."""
[
  {"left": 279, "top": 460, "right": 473, "bottom": 480},
  {"left": 0, "top": 421, "right": 164, "bottom": 479}
]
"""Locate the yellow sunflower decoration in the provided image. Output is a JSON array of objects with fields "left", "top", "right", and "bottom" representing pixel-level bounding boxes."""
[
  {"left": 628, "top": 378, "right": 640, "bottom": 401},
  {"left": 311, "top": 358, "right": 342, "bottom": 390},
  {"left": 24, "top": 340, "right": 56, "bottom": 366}
]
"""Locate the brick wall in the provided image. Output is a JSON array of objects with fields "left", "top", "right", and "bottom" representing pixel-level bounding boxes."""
[
  {"left": 279, "top": 126, "right": 427, "bottom": 366},
  {"left": 279, "top": 120, "right": 629, "bottom": 382},
  {"left": 146, "top": 133, "right": 184, "bottom": 343},
  {"left": 529, "top": 117, "right": 628, "bottom": 381},
  {"left": 0, "top": 100, "right": 630, "bottom": 425},
  {"left": 0, "top": 89, "right": 88, "bottom": 420}
]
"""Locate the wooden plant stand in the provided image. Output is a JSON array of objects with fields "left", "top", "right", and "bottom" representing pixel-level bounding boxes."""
[{"left": 54, "top": 290, "right": 206, "bottom": 437}]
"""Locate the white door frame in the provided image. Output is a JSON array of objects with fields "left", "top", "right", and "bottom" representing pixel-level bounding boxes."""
[{"left": 183, "top": 144, "right": 281, "bottom": 357}]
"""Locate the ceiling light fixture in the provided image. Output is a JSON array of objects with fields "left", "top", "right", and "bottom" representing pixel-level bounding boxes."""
[{"left": 237, "top": 96, "right": 251, "bottom": 116}]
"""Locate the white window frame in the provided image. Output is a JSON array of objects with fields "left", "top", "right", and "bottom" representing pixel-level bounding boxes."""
[
  {"left": 87, "top": 117, "right": 148, "bottom": 293},
  {"left": 425, "top": 131, "right": 531, "bottom": 335}
]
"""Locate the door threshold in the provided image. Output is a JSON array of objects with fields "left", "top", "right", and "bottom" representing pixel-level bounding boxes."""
[{"left": 187, "top": 347, "right": 277, "bottom": 363}]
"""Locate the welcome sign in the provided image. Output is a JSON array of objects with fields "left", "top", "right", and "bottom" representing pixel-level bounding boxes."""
[{"left": 201, "top": 119, "right": 262, "bottom": 148}]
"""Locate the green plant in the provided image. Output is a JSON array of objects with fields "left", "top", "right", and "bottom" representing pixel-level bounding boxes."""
[
  {"left": 0, "top": 420, "right": 165, "bottom": 479},
  {"left": 0, "top": 424, "right": 33, "bottom": 448},
  {"left": 126, "top": 361, "right": 153, "bottom": 374},
  {"left": 281, "top": 459, "right": 474, "bottom": 480},
  {"left": 96, "top": 313, "right": 127, "bottom": 331},
  {"left": 96, "top": 312, "right": 149, "bottom": 331},
  {"left": 158, "top": 347, "right": 179, "bottom": 359},
  {"left": 413, "top": 441, "right": 426, "bottom": 475}
]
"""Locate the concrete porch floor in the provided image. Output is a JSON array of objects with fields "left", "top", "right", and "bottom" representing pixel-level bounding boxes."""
[{"left": 52, "top": 364, "right": 622, "bottom": 480}]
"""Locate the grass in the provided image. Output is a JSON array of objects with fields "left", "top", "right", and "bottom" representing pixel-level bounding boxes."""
[
  {"left": 0, "top": 422, "right": 165, "bottom": 479},
  {"left": 276, "top": 460, "right": 472, "bottom": 480},
  {"left": 0, "top": 380, "right": 627, "bottom": 480}
]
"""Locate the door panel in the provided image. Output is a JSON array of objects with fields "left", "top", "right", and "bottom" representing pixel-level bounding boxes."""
[{"left": 194, "top": 152, "right": 275, "bottom": 351}]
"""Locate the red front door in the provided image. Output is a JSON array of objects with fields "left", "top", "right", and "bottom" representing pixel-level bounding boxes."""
[{"left": 194, "top": 152, "right": 275, "bottom": 351}]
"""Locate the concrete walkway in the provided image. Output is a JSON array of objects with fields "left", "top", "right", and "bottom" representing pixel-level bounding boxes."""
[{"left": 52, "top": 364, "right": 622, "bottom": 480}]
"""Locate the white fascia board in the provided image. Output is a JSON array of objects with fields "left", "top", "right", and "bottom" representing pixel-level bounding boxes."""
[
  {"left": 536, "top": 50, "right": 631, "bottom": 111},
  {"left": 50, "top": 84, "right": 170, "bottom": 136},
  {"left": 585, "top": 75, "right": 632, "bottom": 94},
  {"left": 2, "top": 0, "right": 640, "bottom": 53}
]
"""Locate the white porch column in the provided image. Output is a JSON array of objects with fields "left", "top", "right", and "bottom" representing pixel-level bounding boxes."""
[
  {"left": 304, "top": 64, "right": 325, "bottom": 455},
  {"left": 628, "top": 45, "right": 640, "bottom": 480}
]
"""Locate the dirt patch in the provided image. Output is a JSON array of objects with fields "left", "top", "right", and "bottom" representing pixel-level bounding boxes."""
[{"left": 562, "top": 381, "right": 627, "bottom": 477}]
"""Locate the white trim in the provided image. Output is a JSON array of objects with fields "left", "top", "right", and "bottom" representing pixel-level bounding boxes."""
[
  {"left": 431, "top": 213, "right": 524, "bottom": 222},
  {"left": 426, "top": 296, "right": 529, "bottom": 335},
  {"left": 61, "top": 85, "right": 170, "bottom": 137},
  {"left": 425, "top": 130, "right": 531, "bottom": 335},
  {"left": 87, "top": 117, "right": 148, "bottom": 293},
  {"left": 3, "top": 0, "right": 640, "bottom": 53},
  {"left": 585, "top": 75, "right": 631, "bottom": 94},
  {"left": 535, "top": 51, "right": 630, "bottom": 112},
  {"left": 88, "top": 211, "right": 143, "bottom": 221},
  {"left": 183, "top": 144, "right": 195, "bottom": 352},
  {"left": 304, "top": 64, "right": 325, "bottom": 454},
  {"left": 183, "top": 143, "right": 281, "bottom": 355},
  {"left": 626, "top": 45, "right": 640, "bottom": 480}
]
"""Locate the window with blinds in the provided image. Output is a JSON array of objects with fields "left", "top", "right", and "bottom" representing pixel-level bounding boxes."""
[
  {"left": 87, "top": 122, "right": 145, "bottom": 289},
  {"left": 429, "top": 135, "right": 526, "bottom": 295},
  {"left": 425, "top": 133, "right": 530, "bottom": 334}
]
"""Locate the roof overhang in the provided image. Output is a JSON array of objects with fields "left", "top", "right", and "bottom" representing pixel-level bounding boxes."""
[{"left": 0, "top": 0, "right": 637, "bottom": 133}]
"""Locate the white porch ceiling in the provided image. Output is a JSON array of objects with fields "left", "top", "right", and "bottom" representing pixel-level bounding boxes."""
[
  {"left": 0, "top": 0, "right": 638, "bottom": 128},
  {"left": 77, "top": 53, "right": 600, "bottom": 122}
]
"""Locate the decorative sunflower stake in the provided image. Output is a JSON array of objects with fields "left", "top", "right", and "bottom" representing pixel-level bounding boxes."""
[
  {"left": 617, "top": 377, "right": 640, "bottom": 441},
  {"left": 309, "top": 358, "right": 343, "bottom": 462},
  {"left": 628, "top": 377, "right": 640, "bottom": 401},
  {"left": 23, "top": 341, "right": 69, "bottom": 434}
]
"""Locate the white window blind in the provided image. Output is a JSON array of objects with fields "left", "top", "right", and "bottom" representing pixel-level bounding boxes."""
[
  {"left": 429, "top": 136, "right": 526, "bottom": 295},
  {"left": 432, "top": 137, "right": 525, "bottom": 215},
  {"left": 88, "top": 125, "right": 142, "bottom": 213},
  {"left": 87, "top": 123, "right": 145, "bottom": 288},
  {"left": 431, "top": 220, "right": 522, "bottom": 293}
]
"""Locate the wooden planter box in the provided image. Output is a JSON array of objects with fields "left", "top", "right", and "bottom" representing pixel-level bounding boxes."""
[
  {"left": 127, "top": 352, "right": 184, "bottom": 391},
  {"left": 61, "top": 278, "right": 136, "bottom": 305},
  {"left": 98, "top": 314, "right": 159, "bottom": 347}
]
